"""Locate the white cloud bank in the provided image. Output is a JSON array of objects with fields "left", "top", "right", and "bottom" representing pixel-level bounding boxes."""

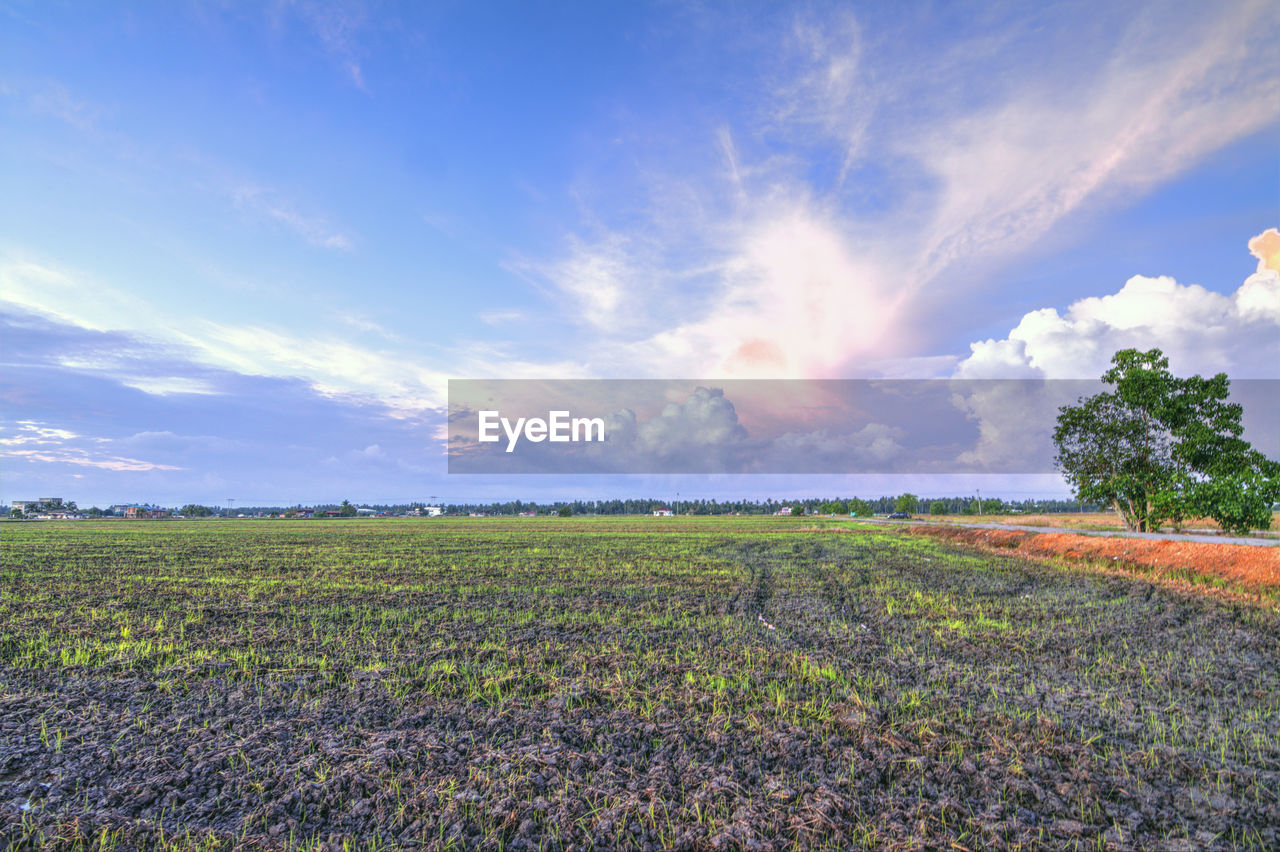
[{"left": 958, "top": 228, "right": 1280, "bottom": 380}]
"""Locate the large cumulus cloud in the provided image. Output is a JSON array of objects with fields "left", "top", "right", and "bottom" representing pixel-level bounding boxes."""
[{"left": 957, "top": 229, "right": 1280, "bottom": 380}]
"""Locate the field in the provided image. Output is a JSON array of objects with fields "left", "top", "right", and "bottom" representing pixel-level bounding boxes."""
[{"left": 2, "top": 519, "right": 1278, "bottom": 851}]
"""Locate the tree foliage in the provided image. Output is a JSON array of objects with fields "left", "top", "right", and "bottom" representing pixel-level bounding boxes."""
[
  {"left": 894, "top": 493, "right": 919, "bottom": 514},
  {"left": 1053, "top": 348, "right": 1279, "bottom": 534}
]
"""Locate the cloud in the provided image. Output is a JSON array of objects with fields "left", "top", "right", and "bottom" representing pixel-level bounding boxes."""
[
  {"left": 231, "top": 184, "right": 354, "bottom": 251},
  {"left": 0, "top": 421, "right": 80, "bottom": 446},
  {"left": 0, "top": 422, "right": 184, "bottom": 472},
  {"left": 2, "top": 448, "right": 183, "bottom": 472},
  {"left": 957, "top": 231, "right": 1280, "bottom": 379},
  {"left": 533, "top": 233, "right": 631, "bottom": 329},
  {"left": 0, "top": 307, "right": 454, "bottom": 504},
  {"left": 1248, "top": 227, "right": 1280, "bottom": 274},
  {"left": 276, "top": 0, "right": 371, "bottom": 89},
  {"left": 26, "top": 82, "right": 101, "bottom": 131},
  {"left": 0, "top": 265, "right": 447, "bottom": 416},
  {"left": 905, "top": 2, "right": 1278, "bottom": 288},
  {"left": 522, "top": 2, "right": 1277, "bottom": 381},
  {"left": 186, "top": 322, "right": 448, "bottom": 415},
  {"left": 760, "top": 422, "right": 906, "bottom": 471},
  {"left": 766, "top": 12, "right": 871, "bottom": 181}
]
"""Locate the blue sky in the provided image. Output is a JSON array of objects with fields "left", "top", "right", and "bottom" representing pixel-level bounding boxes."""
[{"left": 2, "top": 1, "right": 1277, "bottom": 507}]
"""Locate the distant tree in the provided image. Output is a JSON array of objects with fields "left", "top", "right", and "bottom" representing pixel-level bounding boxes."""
[
  {"left": 847, "top": 498, "right": 872, "bottom": 517},
  {"left": 8, "top": 508, "right": 23, "bottom": 519},
  {"left": 820, "top": 500, "right": 848, "bottom": 515},
  {"left": 339, "top": 500, "right": 357, "bottom": 517},
  {"left": 962, "top": 500, "right": 979, "bottom": 515},
  {"left": 1054, "top": 348, "right": 1280, "bottom": 533},
  {"left": 180, "top": 504, "right": 214, "bottom": 517},
  {"left": 894, "top": 493, "right": 919, "bottom": 514},
  {"left": 792, "top": 505, "right": 806, "bottom": 517},
  {"left": 557, "top": 506, "right": 573, "bottom": 517},
  {"left": 86, "top": 506, "right": 104, "bottom": 518},
  {"left": 929, "top": 500, "right": 947, "bottom": 515}
]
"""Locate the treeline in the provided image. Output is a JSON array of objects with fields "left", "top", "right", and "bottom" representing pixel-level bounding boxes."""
[
  {"left": 434, "top": 496, "right": 1101, "bottom": 516},
  {"left": 134, "top": 496, "right": 1104, "bottom": 518}
]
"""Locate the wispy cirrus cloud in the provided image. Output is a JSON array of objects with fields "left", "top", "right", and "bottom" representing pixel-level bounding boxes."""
[
  {"left": 24, "top": 81, "right": 103, "bottom": 131},
  {"left": 230, "top": 184, "right": 355, "bottom": 251},
  {"left": 0, "top": 421, "right": 183, "bottom": 471},
  {"left": 523, "top": 1, "right": 1278, "bottom": 381},
  {"left": 2, "top": 447, "right": 183, "bottom": 472}
]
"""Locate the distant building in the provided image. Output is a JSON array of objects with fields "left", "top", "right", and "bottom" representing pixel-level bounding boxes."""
[
  {"left": 12, "top": 498, "right": 63, "bottom": 513},
  {"left": 121, "top": 504, "right": 170, "bottom": 520},
  {"left": 652, "top": 507, "right": 673, "bottom": 516},
  {"left": 774, "top": 506, "right": 793, "bottom": 516},
  {"left": 424, "top": 506, "right": 443, "bottom": 517}
]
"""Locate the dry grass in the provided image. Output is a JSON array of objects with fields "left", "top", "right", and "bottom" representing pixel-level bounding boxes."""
[
  {"left": 923, "top": 511, "right": 1280, "bottom": 535},
  {"left": 913, "top": 524, "right": 1280, "bottom": 598}
]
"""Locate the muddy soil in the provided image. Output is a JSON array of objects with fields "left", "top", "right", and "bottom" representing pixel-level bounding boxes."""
[{"left": 2, "top": 521, "right": 1278, "bottom": 850}]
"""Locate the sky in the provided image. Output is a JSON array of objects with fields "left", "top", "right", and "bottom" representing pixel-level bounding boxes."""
[{"left": 1, "top": 0, "right": 1278, "bottom": 508}]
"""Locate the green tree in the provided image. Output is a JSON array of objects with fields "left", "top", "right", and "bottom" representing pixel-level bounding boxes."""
[
  {"left": 557, "top": 505, "right": 573, "bottom": 517},
  {"left": 929, "top": 500, "right": 947, "bottom": 515},
  {"left": 848, "top": 498, "right": 872, "bottom": 517},
  {"left": 894, "top": 493, "right": 918, "bottom": 514},
  {"left": 339, "top": 500, "right": 357, "bottom": 517},
  {"left": 820, "top": 500, "right": 848, "bottom": 515},
  {"left": 1054, "top": 348, "right": 1279, "bottom": 534},
  {"left": 8, "top": 508, "right": 23, "bottom": 519},
  {"left": 180, "top": 504, "right": 214, "bottom": 517}
]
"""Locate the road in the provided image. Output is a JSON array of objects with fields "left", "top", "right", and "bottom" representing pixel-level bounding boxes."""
[{"left": 851, "top": 516, "right": 1279, "bottom": 548}]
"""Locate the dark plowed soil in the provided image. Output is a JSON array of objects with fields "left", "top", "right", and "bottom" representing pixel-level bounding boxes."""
[{"left": 2, "top": 519, "right": 1278, "bottom": 850}]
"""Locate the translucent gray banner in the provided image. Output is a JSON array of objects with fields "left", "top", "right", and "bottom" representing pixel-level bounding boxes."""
[{"left": 446, "top": 379, "right": 1279, "bottom": 474}]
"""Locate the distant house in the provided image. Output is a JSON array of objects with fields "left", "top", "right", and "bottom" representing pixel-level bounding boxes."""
[
  {"left": 652, "top": 507, "right": 673, "bottom": 516},
  {"left": 774, "top": 506, "right": 793, "bottom": 516},
  {"left": 121, "top": 504, "right": 170, "bottom": 520},
  {"left": 12, "top": 498, "right": 63, "bottom": 514},
  {"left": 424, "top": 506, "right": 443, "bottom": 517}
]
